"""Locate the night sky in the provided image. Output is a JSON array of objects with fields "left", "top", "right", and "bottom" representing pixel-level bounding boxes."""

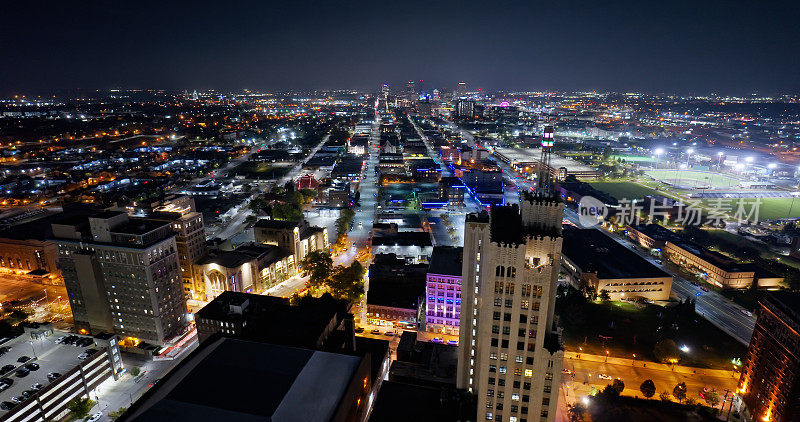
[{"left": 2, "top": 1, "right": 799, "bottom": 95}]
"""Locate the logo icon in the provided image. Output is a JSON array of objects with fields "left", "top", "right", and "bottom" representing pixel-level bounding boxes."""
[{"left": 578, "top": 196, "right": 608, "bottom": 227}]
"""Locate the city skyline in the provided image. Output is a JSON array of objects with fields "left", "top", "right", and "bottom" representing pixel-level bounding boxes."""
[
  {"left": 2, "top": 1, "right": 800, "bottom": 95},
  {"left": 1, "top": 2, "right": 800, "bottom": 419}
]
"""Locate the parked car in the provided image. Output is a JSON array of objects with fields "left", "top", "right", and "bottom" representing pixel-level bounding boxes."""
[
  {"left": 0, "top": 402, "right": 15, "bottom": 410},
  {"left": 24, "top": 363, "right": 39, "bottom": 371},
  {"left": 15, "top": 369, "right": 29, "bottom": 378},
  {"left": 30, "top": 383, "right": 43, "bottom": 391},
  {"left": 597, "top": 373, "right": 612, "bottom": 380},
  {"left": 77, "top": 353, "right": 89, "bottom": 360},
  {"left": 16, "top": 356, "right": 30, "bottom": 363},
  {"left": 88, "top": 412, "right": 103, "bottom": 422},
  {"left": 384, "top": 331, "right": 396, "bottom": 337},
  {"left": 0, "top": 378, "right": 14, "bottom": 387},
  {"left": 370, "top": 329, "right": 381, "bottom": 335},
  {"left": 10, "top": 396, "right": 24, "bottom": 404},
  {"left": 354, "top": 327, "right": 364, "bottom": 333},
  {"left": 1, "top": 365, "right": 15, "bottom": 374},
  {"left": 46, "top": 372, "right": 61, "bottom": 381}
]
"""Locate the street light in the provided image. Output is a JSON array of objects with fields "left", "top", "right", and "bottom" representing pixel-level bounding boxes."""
[
  {"left": 605, "top": 350, "right": 610, "bottom": 362},
  {"left": 632, "top": 353, "right": 636, "bottom": 366},
  {"left": 654, "top": 148, "right": 664, "bottom": 169}
]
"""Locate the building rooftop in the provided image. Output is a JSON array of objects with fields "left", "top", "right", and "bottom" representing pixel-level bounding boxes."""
[
  {"left": 0, "top": 207, "right": 98, "bottom": 241},
  {"left": 112, "top": 218, "right": 170, "bottom": 236},
  {"left": 763, "top": 291, "right": 800, "bottom": 326},
  {"left": 0, "top": 332, "right": 109, "bottom": 415},
  {"left": 196, "top": 243, "right": 291, "bottom": 268},
  {"left": 253, "top": 219, "right": 301, "bottom": 230},
  {"left": 563, "top": 227, "right": 671, "bottom": 279},
  {"left": 495, "top": 147, "right": 598, "bottom": 173},
  {"left": 123, "top": 337, "right": 362, "bottom": 421},
  {"left": 371, "top": 231, "right": 432, "bottom": 247},
  {"left": 367, "top": 261, "right": 426, "bottom": 310},
  {"left": 627, "top": 223, "right": 682, "bottom": 242},
  {"left": 195, "top": 292, "right": 350, "bottom": 349},
  {"left": 370, "top": 381, "right": 475, "bottom": 422},
  {"left": 427, "top": 246, "right": 463, "bottom": 277},
  {"left": 668, "top": 241, "right": 755, "bottom": 273}
]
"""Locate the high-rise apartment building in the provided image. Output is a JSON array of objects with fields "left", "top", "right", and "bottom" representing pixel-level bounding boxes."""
[
  {"left": 148, "top": 195, "right": 207, "bottom": 300},
  {"left": 738, "top": 291, "right": 800, "bottom": 422},
  {"left": 457, "top": 193, "right": 565, "bottom": 422},
  {"left": 52, "top": 211, "right": 187, "bottom": 345}
]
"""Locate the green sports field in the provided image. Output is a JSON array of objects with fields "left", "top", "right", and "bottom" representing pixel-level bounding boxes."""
[
  {"left": 700, "top": 197, "right": 800, "bottom": 220},
  {"left": 645, "top": 169, "right": 742, "bottom": 188},
  {"left": 611, "top": 154, "right": 654, "bottom": 164},
  {"left": 588, "top": 181, "right": 661, "bottom": 200}
]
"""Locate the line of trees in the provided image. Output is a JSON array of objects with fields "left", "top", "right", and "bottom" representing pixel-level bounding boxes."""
[{"left": 568, "top": 378, "right": 722, "bottom": 421}]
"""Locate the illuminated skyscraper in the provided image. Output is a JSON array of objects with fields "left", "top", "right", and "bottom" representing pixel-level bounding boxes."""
[
  {"left": 406, "top": 80, "right": 416, "bottom": 99},
  {"left": 458, "top": 130, "right": 564, "bottom": 422},
  {"left": 456, "top": 81, "right": 467, "bottom": 98}
]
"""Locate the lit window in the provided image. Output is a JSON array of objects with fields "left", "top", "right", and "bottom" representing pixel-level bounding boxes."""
[{"left": 524, "top": 369, "right": 533, "bottom": 377}]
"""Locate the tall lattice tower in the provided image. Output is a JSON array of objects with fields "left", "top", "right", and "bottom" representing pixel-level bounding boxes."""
[{"left": 536, "top": 126, "right": 555, "bottom": 195}]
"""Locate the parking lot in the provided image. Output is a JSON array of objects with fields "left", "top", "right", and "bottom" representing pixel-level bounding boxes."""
[{"left": 0, "top": 333, "right": 98, "bottom": 412}]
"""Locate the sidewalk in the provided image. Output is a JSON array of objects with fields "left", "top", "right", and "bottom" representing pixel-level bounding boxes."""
[{"left": 565, "top": 351, "right": 737, "bottom": 378}]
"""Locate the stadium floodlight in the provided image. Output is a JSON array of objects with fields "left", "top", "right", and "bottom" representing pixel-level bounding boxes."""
[
  {"left": 768, "top": 163, "right": 777, "bottom": 169},
  {"left": 687, "top": 148, "right": 694, "bottom": 154},
  {"left": 745, "top": 156, "right": 754, "bottom": 163},
  {"left": 655, "top": 148, "right": 664, "bottom": 155}
]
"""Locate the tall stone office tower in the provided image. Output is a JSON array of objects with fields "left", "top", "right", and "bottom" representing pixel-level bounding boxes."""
[{"left": 458, "top": 127, "right": 564, "bottom": 422}]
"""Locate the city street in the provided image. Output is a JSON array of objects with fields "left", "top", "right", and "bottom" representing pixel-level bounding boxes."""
[
  {"left": 559, "top": 352, "right": 739, "bottom": 418},
  {"left": 263, "top": 273, "right": 310, "bottom": 298},
  {"left": 91, "top": 344, "right": 199, "bottom": 421},
  {"left": 206, "top": 134, "right": 329, "bottom": 241}
]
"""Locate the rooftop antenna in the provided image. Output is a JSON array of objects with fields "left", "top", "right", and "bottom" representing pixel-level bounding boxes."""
[{"left": 537, "top": 126, "right": 555, "bottom": 195}]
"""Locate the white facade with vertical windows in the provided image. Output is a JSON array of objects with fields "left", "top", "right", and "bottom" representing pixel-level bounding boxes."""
[{"left": 458, "top": 194, "right": 565, "bottom": 422}]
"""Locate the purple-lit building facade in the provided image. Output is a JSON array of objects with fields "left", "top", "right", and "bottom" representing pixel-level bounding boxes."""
[{"left": 425, "top": 246, "right": 463, "bottom": 336}]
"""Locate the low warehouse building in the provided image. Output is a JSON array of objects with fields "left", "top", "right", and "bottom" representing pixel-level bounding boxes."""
[{"left": 561, "top": 227, "right": 673, "bottom": 301}]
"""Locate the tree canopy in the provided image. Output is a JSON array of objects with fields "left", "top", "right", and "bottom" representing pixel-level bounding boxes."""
[
  {"left": 653, "top": 339, "right": 680, "bottom": 364},
  {"left": 640, "top": 379, "right": 656, "bottom": 399},
  {"left": 299, "top": 250, "right": 333, "bottom": 288}
]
